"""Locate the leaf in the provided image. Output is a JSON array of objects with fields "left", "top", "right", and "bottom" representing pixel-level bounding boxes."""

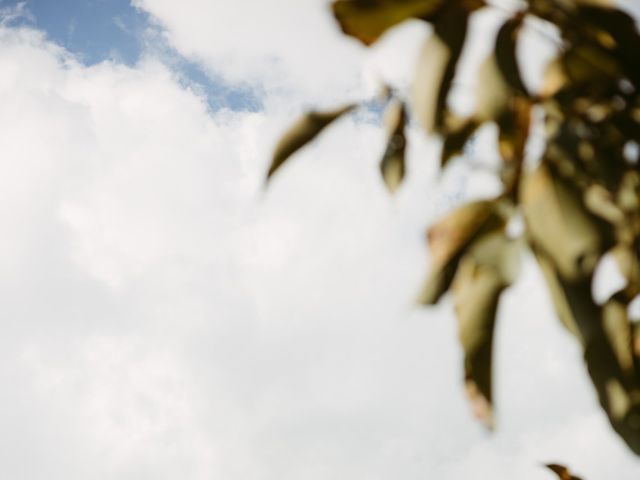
[
  {"left": 534, "top": 251, "right": 583, "bottom": 339},
  {"left": 583, "top": 184, "right": 625, "bottom": 225},
  {"left": 534, "top": 250, "right": 640, "bottom": 455},
  {"left": 577, "top": 5, "right": 640, "bottom": 84},
  {"left": 417, "top": 200, "right": 500, "bottom": 305},
  {"left": 475, "top": 53, "right": 512, "bottom": 122},
  {"left": 521, "top": 164, "right": 604, "bottom": 281},
  {"left": 379, "top": 100, "right": 407, "bottom": 192},
  {"left": 412, "top": 6, "right": 469, "bottom": 134},
  {"left": 610, "top": 244, "right": 640, "bottom": 301},
  {"left": 331, "top": 0, "right": 444, "bottom": 46},
  {"left": 440, "top": 117, "right": 479, "bottom": 168},
  {"left": 563, "top": 43, "right": 621, "bottom": 88},
  {"left": 544, "top": 463, "right": 583, "bottom": 480},
  {"left": 452, "top": 230, "right": 521, "bottom": 429},
  {"left": 267, "top": 105, "right": 355, "bottom": 180},
  {"left": 602, "top": 300, "right": 636, "bottom": 381},
  {"left": 495, "top": 14, "right": 528, "bottom": 96},
  {"left": 497, "top": 96, "right": 531, "bottom": 197}
]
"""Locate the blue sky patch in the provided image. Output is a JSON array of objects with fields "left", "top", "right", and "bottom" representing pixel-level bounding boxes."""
[{"left": 0, "top": 0, "right": 262, "bottom": 111}]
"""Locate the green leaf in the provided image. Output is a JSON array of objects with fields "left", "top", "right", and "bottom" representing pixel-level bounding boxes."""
[
  {"left": 521, "top": 164, "right": 604, "bottom": 281},
  {"left": 412, "top": 7, "right": 469, "bottom": 134},
  {"left": 267, "top": 105, "right": 355, "bottom": 180},
  {"left": 417, "top": 200, "right": 499, "bottom": 305},
  {"left": 452, "top": 230, "right": 520, "bottom": 429},
  {"left": 379, "top": 100, "right": 407, "bottom": 192},
  {"left": 331, "top": 0, "right": 444, "bottom": 46}
]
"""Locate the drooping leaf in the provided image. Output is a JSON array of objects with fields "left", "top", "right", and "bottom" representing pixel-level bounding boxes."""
[
  {"left": 412, "top": 6, "right": 469, "bottom": 134},
  {"left": 544, "top": 463, "right": 583, "bottom": 480},
  {"left": 583, "top": 184, "right": 625, "bottom": 225},
  {"left": 602, "top": 300, "right": 636, "bottom": 380},
  {"left": 452, "top": 229, "right": 521, "bottom": 428},
  {"left": 417, "top": 200, "right": 501, "bottom": 305},
  {"left": 475, "top": 53, "right": 512, "bottom": 122},
  {"left": 379, "top": 100, "right": 407, "bottom": 192},
  {"left": 331, "top": 0, "right": 444, "bottom": 46},
  {"left": 498, "top": 97, "right": 532, "bottom": 197},
  {"left": 521, "top": 164, "right": 604, "bottom": 281},
  {"left": 495, "top": 14, "right": 528, "bottom": 96},
  {"left": 534, "top": 250, "right": 640, "bottom": 455},
  {"left": 609, "top": 244, "right": 640, "bottom": 301},
  {"left": 533, "top": 251, "right": 583, "bottom": 339},
  {"left": 267, "top": 105, "right": 355, "bottom": 180}
]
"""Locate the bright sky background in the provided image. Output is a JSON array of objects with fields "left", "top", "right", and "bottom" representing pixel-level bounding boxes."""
[{"left": 0, "top": 1, "right": 639, "bottom": 479}]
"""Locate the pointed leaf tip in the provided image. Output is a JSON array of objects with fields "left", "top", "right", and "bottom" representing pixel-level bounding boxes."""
[
  {"left": 379, "top": 100, "right": 407, "bottom": 193},
  {"left": 267, "top": 104, "right": 355, "bottom": 181}
]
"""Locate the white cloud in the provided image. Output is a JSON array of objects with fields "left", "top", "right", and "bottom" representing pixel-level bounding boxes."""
[
  {"left": 0, "top": 4, "right": 639, "bottom": 480},
  {"left": 132, "top": 0, "right": 367, "bottom": 104}
]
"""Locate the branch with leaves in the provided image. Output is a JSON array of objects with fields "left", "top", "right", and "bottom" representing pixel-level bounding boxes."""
[{"left": 267, "top": 0, "right": 640, "bottom": 456}]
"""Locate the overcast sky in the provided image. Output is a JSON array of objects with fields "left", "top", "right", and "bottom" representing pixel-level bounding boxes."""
[{"left": 1, "top": 1, "right": 639, "bottom": 479}]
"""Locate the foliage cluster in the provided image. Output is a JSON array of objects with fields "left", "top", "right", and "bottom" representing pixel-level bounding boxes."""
[{"left": 267, "top": 0, "right": 640, "bottom": 457}]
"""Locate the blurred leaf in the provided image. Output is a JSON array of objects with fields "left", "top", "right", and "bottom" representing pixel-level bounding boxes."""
[
  {"left": 267, "top": 105, "right": 355, "bottom": 180},
  {"left": 498, "top": 97, "right": 532, "bottom": 197},
  {"left": 540, "top": 56, "right": 567, "bottom": 98},
  {"left": 475, "top": 53, "right": 512, "bottom": 122},
  {"left": 545, "top": 463, "right": 583, "bottom": 480},
  {"left": 563, "top": 43, "right": 621, "bottom": 87},
  {"left": 534, "top": 250, "right": 640, "bottom": 454},
  {"left": 417, "top": 200, "right": 500, "bottom": 305},
  {"left": 577, "top": 5, "right": 640, "bottom": 84},
  {"left": 521, "top": 164, "right": 604, "bottom": 281},
  {"left": 602, "top": 300, "right": 636, "bottom": 380},
  {"left": 453, "top": 230, "right": 521, "bottom": 428},
  {"left": 441, "top": 117, "right": 479, "bottom": 168},
  {"left": 610, "top": 244, "right": 640, "bottom": 301},
  {"left": 534, "top": 251, "right": 582, "bottom": 339},
  {"left": 412, "top": 7, "right": 469, "bottom": 134},
  {"left": 495, "top": 14, "right": 528, "bottom": 96},
  {"left": 379, "top": 100, "right": 407, "bottom": 192},
  {"left": 583, "top": 184, "right": 625, "bottom": 225},
  {"left": 331, "top": 0, "right": 444, "bottom": 46}
]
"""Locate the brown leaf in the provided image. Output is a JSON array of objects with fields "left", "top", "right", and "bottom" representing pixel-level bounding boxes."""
[
  {"left": 495, "top": 14, "right": 528, "bottom": 96},
  {"left": 267, "top": 104, "right": 355, "bottom": 180},
  {"left": 379, "top": 100, "right": 407, "bottom": 192},
  {"left": 544, "top": 463, "right": 583, "bottom": 480},
  {"left": 331, "top": 0, "right": 444, "bottom": 46}
]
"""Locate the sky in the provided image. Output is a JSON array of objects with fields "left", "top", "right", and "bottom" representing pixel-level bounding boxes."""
[{"left": 0, "top": 1, "right": 639, "bottom": 479}]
